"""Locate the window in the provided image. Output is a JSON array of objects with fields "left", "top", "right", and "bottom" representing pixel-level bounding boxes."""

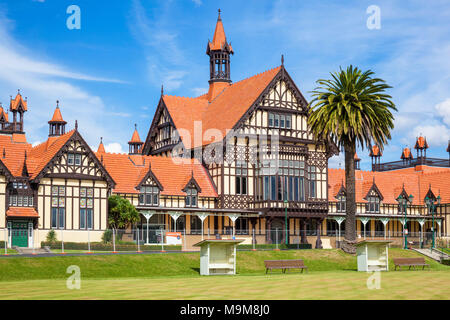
[
  {"left": 257, "top": 159, "right": 305, "bottom": 201},
  {"left": 79, "top": 187, "right": 94, "bottom": 229},
  {"left": 139, "top": 186, "right": 159, "bottom": 206},
  {"left": 190, "top": 215, "right": 202, "bottom": 234},
  {"left": 8, "top": 181, "right": 34, "bottom": 207},
  {"left": 51, "top": 186, "right": 65, "bottom": 228},
  {"left": 185, "top": 188, "right": 198, "bottom": 207},
  {"left": 235, "top": 217, "right": 249, "bottom": 235},
  {"left": 67, "top": 153, "right": 81, "bottom": 165},
  {"left": 336, "top": 195, "right": 346, "bottom": 212},
  {"left": 366, "top": 196, "right": 380, "bottom": 213},
  {"left": 235, "top": 161, "right": 248, "bottom": 195},
  {"left": 268, "top": 112, "right": 292, "bottom": 129},
  {"left": 309, "top": 166, "right": 317, "bottom": 198}
]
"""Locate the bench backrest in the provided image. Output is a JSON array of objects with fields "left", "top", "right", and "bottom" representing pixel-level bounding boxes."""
[
  {"left": 393, "top": 257, "right": 426, "bottom": 264},
  {"left": 264, "top": 259, "right": 304, "bottom": 268}
]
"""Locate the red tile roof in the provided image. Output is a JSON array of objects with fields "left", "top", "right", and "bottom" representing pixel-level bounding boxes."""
[
  {"left": 49, "top": 106, "right": 66, "bottom": 123},
  {"left": 0, "top": 106, "right": 9, "bottom": 122},
  {"left": 6, "top": 207, "right": 39, "bottom": 217},
  {"left": 98, "top": 152, "right": 218, "bottom": 197},
  {"left": 400, "top": 147, "right": 413, "bottom": 160},
  {"left": 328, "top": 166, "right": 450, "bottom": 205},
  {"left": 208, "top": 12, "right": 233, "bottom": 53},
  {"left": 97, "top": 140, "right": 105, "bottom": 153},
  {"left": 163, "top": 66, "right": 281, "bottom": 149},
  {"left": 10, "top": 93, "right": 27, "bottom": 111},
  {"left": 129, "top": 128, "right": 143, "bottom": 144},
  {"left": 415, "top": 136, "right": 428, "bottom": 149},
  {"left": 369, "top": 145, "right": 382, "bottom": 157}
]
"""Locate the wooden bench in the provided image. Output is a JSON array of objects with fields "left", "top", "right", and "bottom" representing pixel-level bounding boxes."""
[
  {"left": 264, "top": 259, "right": 308, "bottom": 274},
  {"left": 393, "top": 258, "right": 430, "bottom": 270}
]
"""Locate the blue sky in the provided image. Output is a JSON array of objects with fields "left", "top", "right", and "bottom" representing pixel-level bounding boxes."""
[{"left": 0, "top": 0, "right": 449, "bottom": 170}]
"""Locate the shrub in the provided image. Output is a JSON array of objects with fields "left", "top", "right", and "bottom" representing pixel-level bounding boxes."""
[
  {"left": 40, "top": 241, "right": 182, "bottom": 251},
  {"left": 102, "top": 230, "right": 112, "bottom": 243},
  {"left": 46, "top": 230, "right": 57, "bottom": 243},
  {"left": 238, "top": 243, "right": 312, "bottom": 250}
]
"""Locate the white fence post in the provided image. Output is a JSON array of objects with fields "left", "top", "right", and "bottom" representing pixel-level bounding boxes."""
[{"left": 113, "top": 229, "right": 116, "bottom": 253}]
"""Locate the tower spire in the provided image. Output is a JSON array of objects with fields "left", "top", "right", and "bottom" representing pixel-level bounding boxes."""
[
  {"left": 48, "top": 100, "right": 67, "bottom": 137},
  {"left": 206, "top": 10, "right": 233, "bottom": 84}
]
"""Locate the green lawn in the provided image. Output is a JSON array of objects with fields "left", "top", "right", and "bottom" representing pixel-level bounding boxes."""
[{"left": 0, "top": 248, "right": 448, "bottom": 299}]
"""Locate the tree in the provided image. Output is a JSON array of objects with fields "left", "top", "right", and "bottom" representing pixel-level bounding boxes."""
[
  {"left": 108, "top": 195, "right": 140, "bottom": 232},
  {"left": 308, "top": 65, "right": 396, "bottom": 254}
]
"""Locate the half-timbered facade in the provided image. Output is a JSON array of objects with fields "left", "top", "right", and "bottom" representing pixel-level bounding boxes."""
[{"left": 1, "top": 11, "right": 448, "bottom": 249}]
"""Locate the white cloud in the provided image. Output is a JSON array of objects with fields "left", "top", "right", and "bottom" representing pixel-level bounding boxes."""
[
  {"left": 409, "top": 125, "right": 450, "bottom": 147},
  {"left": 0, "top": 12, "right": 130, "bottom": 148},
  {"left": 104, "top": 142, "right": 125, "bottom": 154},
  {"left": 435, "top": 98, "right": 450, "bottom": 126},
  {"left": 192, "top": 0, "right": 202, "bottom": 6}
]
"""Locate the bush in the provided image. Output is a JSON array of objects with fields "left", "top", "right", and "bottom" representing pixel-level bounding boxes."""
[
  {"left": 46, "top": 230, "right": 57, "bottom": 243},
  {"left": 238, "top": 243, "right": 312, "bottom": 250},
  {"left": 40, "top": 241, "right": 182, "bottom": 251},
  {"left": 441, "top": 259, "right": 450, "bottom": 266},
  {"left": 101, "top": 230, "right": 112, "bottom": 243}
]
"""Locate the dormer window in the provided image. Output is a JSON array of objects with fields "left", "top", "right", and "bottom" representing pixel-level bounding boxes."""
[
  {"left": 366, "top": 196, "right": 380, "bottom": 213},
  {"left": 139, "top": 186, "right": 160, "bottom": 206},
  {"left": 185, "top": 188, "right": 198, "bottom": 207},
  {"left": 336, "top": 195, "right": 346, "bottom": 212}
]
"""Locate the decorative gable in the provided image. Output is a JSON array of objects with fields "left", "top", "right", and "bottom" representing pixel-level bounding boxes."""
[
  {"left": 136, "top": 167, "right": 163, "bottom": 191},
  {"left": 33, "top": 131, "right": 115, "bottom": 188},
  {"left": 364, "top": 181, "right": 384, "bottom": 201}
]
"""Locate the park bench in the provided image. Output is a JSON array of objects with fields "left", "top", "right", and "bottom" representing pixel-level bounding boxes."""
[
  {"left": 393, "top": 257, "right": 430, "bottom": 270},
  {"left": 264, "top": 259, "right": 308, "bottom": 274}
]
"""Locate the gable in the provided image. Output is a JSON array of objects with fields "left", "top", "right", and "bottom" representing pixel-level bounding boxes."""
[
  {"left": 142, "top": 98, "right": 182, "bottom": 155},
  {"left": 236, "top": 69, "right": 316, "bottom": 143},
  {"left": 32, "top": 131, "right": 115, "bottom": 188},
  {"left": 364, "top": 182, "right": 384, "bottom": 201},
  {"left": 137, "top": 167, "right": 163, "bottom": 191}
]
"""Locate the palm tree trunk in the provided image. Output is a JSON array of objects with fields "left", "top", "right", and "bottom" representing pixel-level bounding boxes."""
[{"left": 341, "top": 142, "right": 357, "bottom": 254}]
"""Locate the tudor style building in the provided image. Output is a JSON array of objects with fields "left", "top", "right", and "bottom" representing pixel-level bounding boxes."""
[{"left": 1, "top": 12, "right": 449, "bottom": 249}]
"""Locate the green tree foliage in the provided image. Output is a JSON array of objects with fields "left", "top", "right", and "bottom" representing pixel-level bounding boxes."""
[
  {"left": 108, "top": 195, "right": 140, "bottom": 230},
  {"left": 308, "top": 65, "right": 396, "bottom": 253}
]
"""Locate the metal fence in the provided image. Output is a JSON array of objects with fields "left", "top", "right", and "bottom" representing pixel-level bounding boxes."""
[{"left": 1, "top": 227, "right": 448, "bottom": 254}]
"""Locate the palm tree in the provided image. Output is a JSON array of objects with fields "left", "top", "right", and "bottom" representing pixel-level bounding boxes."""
[{"left": 308, "top": 65, "right": 396, "bottom": 254}]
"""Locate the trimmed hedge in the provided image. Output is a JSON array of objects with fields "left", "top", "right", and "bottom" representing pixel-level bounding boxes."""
[
  {"left": 441, "top": 259, "right": 450, "bottom": 266},
  {"left": 238, "top": 243, "right": 312, "bottom": 250},
  {"left": 40, "top": 241, "right": 182, "bottom": 251},
  {"left": 0, "top": 241, "right": 5, "bottom": 247}
]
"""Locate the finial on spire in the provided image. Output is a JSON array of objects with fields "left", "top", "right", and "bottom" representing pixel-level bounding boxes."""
[
  {"left": 56, "top": 100, "right": 59, "bottom": 108},
  {"left": 161, "top": 84, "right": 164, "bottom": 96},
  {"left": 218, "top": 8, "right": 221, "bottom": 18},
  {"left": 135, "top": 123, "right": 137, "bottom": 130},
  {"left": 100, "top": 137, "right": 103, "bottom": 143},
  {"left": 281, "top": 54, "right": 284, "bottom": 66},
  {"left": 75, "top": 120, "right": 78, "bottom": 130},
  {"left": 17, "top": 89, "right": 20, "bottom": 94}
]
